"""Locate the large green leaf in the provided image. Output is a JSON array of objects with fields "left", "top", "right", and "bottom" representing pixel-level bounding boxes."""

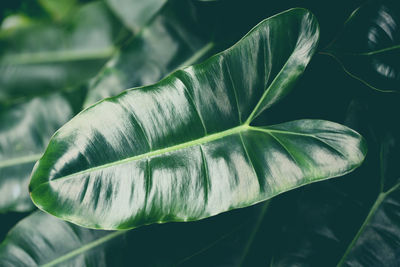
[
  {"left": 105, "top": 0, "right": 167, "bottom": 33},
  {"left": 0, "top": 1, "right": 121, "bottom": 102},
  {"left": 321, "top": 0, "right": 400, "bottom": 92},
  {"left": 0, "top": 94, "right": 73, "bottom": 213},
  {"left": 85, "top": 0, "right": 215, "bottom": 106},
  {"left": 29, "top": 8, "right": 366, "bottom": 230}
]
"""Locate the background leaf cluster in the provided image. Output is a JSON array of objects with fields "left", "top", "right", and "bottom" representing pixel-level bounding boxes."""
[{"left": 0, "top": 0, "right": 399, "bottom": 266}]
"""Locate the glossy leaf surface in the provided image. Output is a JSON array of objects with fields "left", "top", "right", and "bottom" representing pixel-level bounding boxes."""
[
  {"left": 0, "top": 211, "right": 124, "bottom": 266},
  {"left": 0, "top": 94, "right": 73, "bottom": 213},
  {"left": 105, "top": 0, "right": 166, "bottom": 33},
  {"left": 323, "top": 0, "right": 400, "bottom": 92},
  {"left": 85, "top": 0, "right": 215, "bottom": 106},
  {"left": 30, "top": 9, "right": 365, "bottom": 230},
  {"left": 0, "top": 2, "right": 120, "bottom": 102}
]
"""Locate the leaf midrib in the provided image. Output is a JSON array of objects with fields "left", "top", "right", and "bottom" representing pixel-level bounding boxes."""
[
  {"left": 48, "top": 125, "right": 246, "bottom": 183},
  {"left": 41, "top": 230, "right": 127, "bottom": 267},
  {"left": 43, "top": 125, "right": 326, "bottom": 185},
  {"left": 0, "top": 153, "right": 42, "bottom": 169},
  {"left": 178, "top": 42, "right": 215, "bottom": 69},
  {"left": 335, "top": 185, "right": 400, "bottom": 267},
  {"left": 318, "top": 51, "right": 398, "bottom": 93},
  {"left": 328, "top": 44, "right": 400, "bottom": 56},
  {"left": 2, "top": 47, "right": 116, "bottom": 65}
]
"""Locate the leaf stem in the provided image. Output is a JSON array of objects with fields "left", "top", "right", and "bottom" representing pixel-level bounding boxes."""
[
  {"left": 0, "top": 154, "right": 42, "bottom": 169},
  {"left": 178, "top": 42, "right": 215, "bottom": 68},
  {"left": 337, "top": 193, "right": 386, "bottom": 266},
  {"left": 3, "top": 47, "right": 116, "bottom": 65},
  {"left": 324, "top": 45, "right": 400, "bottom": 56},
  {"left": 318, "top": 51, "right": 398, "bottom": 93},
  {"left": 238, "top": 200, "right": 271, "bottom": 266},
  {"left": 174, "top": 223, "right": 244, "bottom": 266},
  {"left": 41, "top": 230, "right": 127, "bottom": 267}
]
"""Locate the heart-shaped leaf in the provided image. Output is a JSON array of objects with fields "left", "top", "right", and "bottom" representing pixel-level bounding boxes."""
[
  {"left": 85, "top": 0, "right": 215, "bottom": 106},
  {"left": 322, "top": 0, "right": 400, "bottom": 92},
  {"left": 30, "top": 8, "right": 366, "bottom": 230},
  {"left": 0, "top": 94, "right": 73, "bottom": 213}
]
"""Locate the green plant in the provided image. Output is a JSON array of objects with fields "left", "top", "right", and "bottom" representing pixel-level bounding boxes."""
[{"left": 0, "top": 0, "right": 399, "bottom": 266}]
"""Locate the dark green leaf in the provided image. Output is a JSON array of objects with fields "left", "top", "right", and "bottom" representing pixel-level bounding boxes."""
[
  {"left": 85, "top": 0, "right": 215, "bottom": 106},
  {"left": 322, "top": 0, "right": 400, "bottom": 92},
  {"left": 0, "top": 94, "right": 73, "bottom": 213},
  {"left": 0, "top": 211, "right": 125, "bottom": 266},
  {"left": 29, "top": 9, "right": 366, "bottom": 230},
  {"left": 339, "top": 183, "right": 400, "bottom": 266},
  {"left": 337, "top": 100, "right": 400, "bottom": 267},
  {"left": 0, "top": 2, "right": 121, "bottom": 102}
]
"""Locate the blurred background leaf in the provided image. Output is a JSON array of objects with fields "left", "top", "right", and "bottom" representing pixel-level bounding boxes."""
[
  {"left": 0, "top": 0, "right": 44, "bottom": 24},
  {"left": 322, "top": 0, "right": 400, "bottom": 92},
  {"left": 105, "top": 0, "right": 167, "bottom": 33},
  {"left": 0, "top": 93, "right": 73, "bottom": 213},
  {"left": 0, "top": 0, "right": 127, "bottom": 220},
  {"left": 38, "top": 0, "right": 78, "bottom": 21},
  {"left": 0, "top": 1, "right": 125, "bottom": 103},
  {"left": 85, "top": 0, "right": 217, "bottom": 106}
]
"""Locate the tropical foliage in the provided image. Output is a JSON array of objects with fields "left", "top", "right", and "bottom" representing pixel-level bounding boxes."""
[{"left": 0, "top": 0, "right": 399, "bottom": 266}]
